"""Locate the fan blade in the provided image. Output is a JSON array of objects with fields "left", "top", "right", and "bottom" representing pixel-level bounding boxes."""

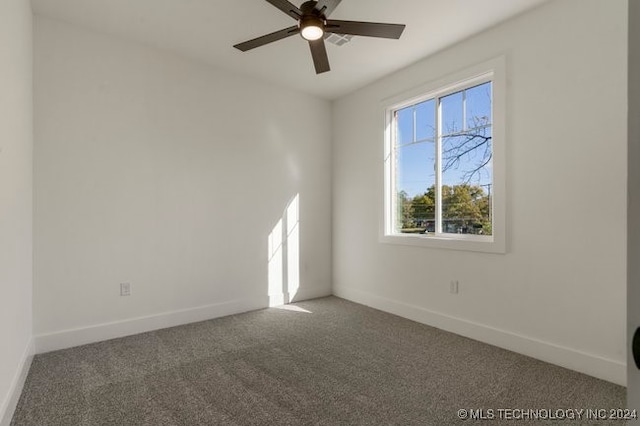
[
  {"left": 265, "top": 0, "right": 302, "bottom": 20},
  {"left": 315, "top": 0, "right": 342, "bottom": 17},
  {"left": 326, "top": 20, "right": 405, "bottom": 39},
  {"left": 234, "top": 26, "right": 300, "bottom": 51},
  {"left": 309, "top": 39, "right": 330, "bottom": 74}
]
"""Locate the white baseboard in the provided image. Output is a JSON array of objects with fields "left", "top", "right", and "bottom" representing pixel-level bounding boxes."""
[
  {"left": 35, "top": 296, "right": 269, "bottom": 354},
  {"left": 269, "top": 293, "right": 287, "bottom": 307},
  {"left": 269, "top": 287, "right": 332, "bottom": 306},
  {"left": 0, "top": 338, "right": 34, "bottom": 426},
  {"left": 291, "top": 286, "right": 332, "bottom": 302},
  {"left": 34, "top": 287, "right": 333, "bottom": 355},
  {"left": 333, "top": 285, "right": 626, "bottom": 386}
]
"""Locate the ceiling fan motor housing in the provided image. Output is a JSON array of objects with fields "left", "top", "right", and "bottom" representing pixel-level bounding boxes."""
[
  {"left": 298, "top": 1, "right": 326, "bottom": 40},
  {"left": 300, "top": 1, "right": 323, "bottom": 17}
]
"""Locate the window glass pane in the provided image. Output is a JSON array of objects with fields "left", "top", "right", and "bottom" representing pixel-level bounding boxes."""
[
  {"left": 415, "top": 99, "right": 435, "bottom": 142},
  {"left": 441, "top": 130, "right": 492, "bottom": 235},
  {"left": 441, "top": 91, "right": 463, "bottom": 136},
  {"left": 396, "top": 107, "right": 414, "bottom": 145},
  {"left": 395, "top": 141, "right": 436, "bottom": 234},
  {"left": 465, "top": 82, "right": 492, "bottom": 130}
]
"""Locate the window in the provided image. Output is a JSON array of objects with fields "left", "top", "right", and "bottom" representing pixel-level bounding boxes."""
[{"left": 382, "top": 59, "right": 505, "bottom": 253}]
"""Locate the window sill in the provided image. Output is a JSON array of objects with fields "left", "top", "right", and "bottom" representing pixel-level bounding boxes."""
[{"left": 379, "top": 233, "right": 505, "bottom": 254}]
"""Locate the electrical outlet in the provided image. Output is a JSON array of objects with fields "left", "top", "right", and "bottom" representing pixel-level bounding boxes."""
[
  {"left": 450, "top": 280, "right": 459, "bottom": 294},
  {"left": 120, "top": 282, "right": 131, "bottom": 296}
]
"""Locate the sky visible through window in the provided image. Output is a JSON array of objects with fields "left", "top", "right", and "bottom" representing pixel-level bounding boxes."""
[{"left": 396, "top": 82, "right": 492, "bottom": 198}]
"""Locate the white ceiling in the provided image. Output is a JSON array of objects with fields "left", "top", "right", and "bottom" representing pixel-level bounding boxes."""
[{"left": 31, "top": 0, "right": 549, "bottom": 100}]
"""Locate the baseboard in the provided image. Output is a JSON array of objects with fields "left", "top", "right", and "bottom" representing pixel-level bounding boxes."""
[
  {"left": 0, "top": 338, "right": 34, "bottom": 426},
  {"left": 35, "top": 296, "right": 269, "bottom": 354},
  {"left": 333, "top": 285, "right": 626, "bottom": 386},
  {"left": 269, "top": 287, "right": 332, "bottom": 306},
  {"left": 34, "top": 287, "right": 333, "bottom": 355},
  {"left": 269, "top": 293, "right": 287, "bottom": 307},
  {"left": 291, "top": 286, "right": 332, "bottom": 302}
]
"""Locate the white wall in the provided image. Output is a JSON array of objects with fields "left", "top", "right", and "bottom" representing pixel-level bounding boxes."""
[
  {"left": 33, "top": 17, "right": 332, "bottom": 351},
  {"left": 333, "top": 0, "right": 627, "bottom": 385},
  {"left": 628, "top": 0, "right": 640, "bottom": 410},
  {"left": 0, "top": 0, "right": 34, "bottom": 423}
]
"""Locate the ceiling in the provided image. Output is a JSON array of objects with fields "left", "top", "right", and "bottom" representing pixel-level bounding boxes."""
[{"left": 31, "top": 0, "right": 549, "bottom": 100}]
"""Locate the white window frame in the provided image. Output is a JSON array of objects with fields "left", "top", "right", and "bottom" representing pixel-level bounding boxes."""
[{"left": 381, "top": 57, "right": 506, "bottom": 254}]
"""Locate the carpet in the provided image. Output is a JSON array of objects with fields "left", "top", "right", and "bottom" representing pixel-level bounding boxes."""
[{"left": 11, "top": 296, "right": 625, "bottom": 425}]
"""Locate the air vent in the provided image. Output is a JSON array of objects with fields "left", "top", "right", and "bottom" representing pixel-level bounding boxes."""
[{"left": 324, "top": 33, "right": 354, "bottom": 46}]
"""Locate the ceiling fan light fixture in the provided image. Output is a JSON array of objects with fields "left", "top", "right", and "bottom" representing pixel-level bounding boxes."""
[
  {"left": 299, "top": 16, "right": 324, "bottom": 41},
  {"left": 301, "top": 25, "right": 323, "bottom": 41}
]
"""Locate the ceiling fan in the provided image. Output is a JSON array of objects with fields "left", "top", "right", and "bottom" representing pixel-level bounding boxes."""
[{"left": 233, "top": 0, "right": 406, "bottom": 74}]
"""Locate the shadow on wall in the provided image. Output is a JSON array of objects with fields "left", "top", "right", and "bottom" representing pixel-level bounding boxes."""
[{"left": 267, "top": 194, "right": 300, "bottom": 307}]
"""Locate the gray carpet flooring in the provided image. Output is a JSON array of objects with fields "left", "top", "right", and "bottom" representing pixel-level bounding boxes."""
[{"left": 12, "top": 297, "right": 625, "bottom": 425}]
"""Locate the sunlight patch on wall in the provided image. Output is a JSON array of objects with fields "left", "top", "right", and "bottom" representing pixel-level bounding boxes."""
[
  {"left": 267, "top": 194, "right": 300, "bottom": 307},
  {"left": 286, "top": 194, "right": 300, "bottom": 301},
  {"left": 268, "top": 218, "right": 284, "bottom": 306}
]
